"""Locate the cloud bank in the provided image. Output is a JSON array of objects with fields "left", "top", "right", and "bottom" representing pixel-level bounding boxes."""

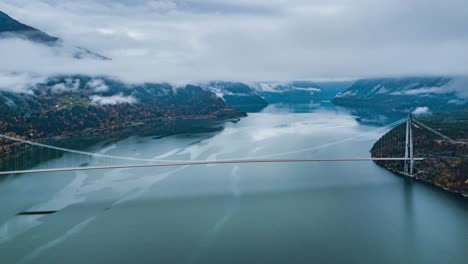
[{"left": 0, "top": 0, "right": 467, "bottom": 84}]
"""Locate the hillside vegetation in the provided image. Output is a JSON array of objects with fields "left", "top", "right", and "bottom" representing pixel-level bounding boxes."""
[
  {"left": 371, "top": 112, "right": 468, "bottom": 196},
  {"left": 0, "top": 76, "right": 245, "bottom": 144}
]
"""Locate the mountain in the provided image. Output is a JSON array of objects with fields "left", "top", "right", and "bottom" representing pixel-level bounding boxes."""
[
  {"left": 0, "top": 76, "right": 245, "bottom": 141},
  {"left": 0, "top": 11, "right": 110, "bottom": 60},
  {"left": 332, "top": 77, "right": 468, "bottom": 113},
  {"left": 201, "top": 81, "right": 268, "bottom": 112}
]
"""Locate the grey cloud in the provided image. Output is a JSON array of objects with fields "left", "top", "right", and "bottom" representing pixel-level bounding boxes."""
[
  {"left": 0, "top": 0, "right": 467, "bottom": 86},
  {"left": 0, "top": 72, "right": 45, "bottom": 93}
]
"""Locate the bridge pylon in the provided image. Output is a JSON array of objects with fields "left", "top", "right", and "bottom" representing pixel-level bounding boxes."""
[{"left": 404, "top": 115, "right": 414, "bottom": 175}]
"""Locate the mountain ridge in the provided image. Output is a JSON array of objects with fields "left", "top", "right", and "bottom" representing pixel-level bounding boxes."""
[{"left": 0, "top": 76, "right": 246, "bottom": 141}]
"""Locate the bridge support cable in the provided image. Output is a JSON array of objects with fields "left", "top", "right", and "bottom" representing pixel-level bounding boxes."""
[
  {"left": 2, "top": 115, "right": 463, "bottom": 177},
  {"left": 0, "top": 134, "right": 185, "bottom": 163},
  {"left": 412, "top": 118, "right": 458, "bottom": 144},
  {"left": 404, "top": 115, "right": 463, "bottom": 176}
]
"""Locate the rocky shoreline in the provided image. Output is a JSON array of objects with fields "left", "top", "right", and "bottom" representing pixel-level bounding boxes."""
[{"left": 371, "top": 113, "right": 468, "bottom": 197}]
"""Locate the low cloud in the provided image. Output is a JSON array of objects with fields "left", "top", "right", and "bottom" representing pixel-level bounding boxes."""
[
  {"left": 86, "top": 79, "right": 109, "bottom": 92},
  {"left": 90, "top": 93, "right": 137, "bottom": 105},
  {"left": 0, "top": 72, "right": 45, "bottom": 93}
]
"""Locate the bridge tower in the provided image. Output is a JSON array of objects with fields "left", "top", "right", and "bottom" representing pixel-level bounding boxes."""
[{"left": 404, "top": 115, "right": 414, "bottom": 175}]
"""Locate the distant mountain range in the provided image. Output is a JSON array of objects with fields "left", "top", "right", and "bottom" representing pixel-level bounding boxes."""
[
  {"left": 201, "top": 81, "right": 350, "bottom": 111},
  {"left": 201, "top": 78, "right": 467, "bottom": 119},
  {"left": 332, "top": 77, "right": 468, "bottom": 114},
  {"left": 0, "top": 11, "right": 110, "bottom": 60}
]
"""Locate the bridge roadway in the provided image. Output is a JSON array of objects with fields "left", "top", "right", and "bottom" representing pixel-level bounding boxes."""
[{"left": 0, "top": 157, "right": 425, "bottom": 175}]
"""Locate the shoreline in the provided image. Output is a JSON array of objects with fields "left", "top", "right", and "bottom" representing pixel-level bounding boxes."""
[{"left": 373, "top": 161, "right": 468, "bottom": 198}]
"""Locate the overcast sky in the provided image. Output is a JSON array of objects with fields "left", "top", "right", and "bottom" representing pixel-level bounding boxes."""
[{"left": 0, "top": 0, "right": 467, "bottom": 83}]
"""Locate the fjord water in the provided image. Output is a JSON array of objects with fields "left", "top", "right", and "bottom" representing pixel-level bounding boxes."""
[{"left": 0, "top": 104, "right": 467, "bottom": 264}]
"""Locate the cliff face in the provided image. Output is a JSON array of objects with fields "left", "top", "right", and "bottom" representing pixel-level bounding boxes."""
[
  {"left": 332, "top": 77, "right": 468, "bottom": 113},
  {"left": 371, "top": 112, "right": 468, "bottom": 196},
  {"left": 0, "top": 76, "right": 246, "bottom": 141}
]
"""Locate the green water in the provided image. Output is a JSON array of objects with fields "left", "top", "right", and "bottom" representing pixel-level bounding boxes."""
[{"left": 0, "top": 104, "right": 467, "bottom": 263}]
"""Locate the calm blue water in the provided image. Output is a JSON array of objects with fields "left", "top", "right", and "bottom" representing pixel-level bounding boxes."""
[{"left": 0, "top": 104, "right": 467, "bottom": 264}]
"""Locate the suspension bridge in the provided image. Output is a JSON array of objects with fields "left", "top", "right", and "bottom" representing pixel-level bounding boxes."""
[{"left": 0, "top": 115, "right": 462, "bottom": 176}]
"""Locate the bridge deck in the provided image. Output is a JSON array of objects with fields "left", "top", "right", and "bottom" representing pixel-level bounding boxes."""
[{"left": 0, "top": 158, "right": 425, "bottom": 175}]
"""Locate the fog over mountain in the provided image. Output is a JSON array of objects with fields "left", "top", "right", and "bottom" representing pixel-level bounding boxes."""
[{"left": 0, "top": 0, "right": 467, "bottom": 89}]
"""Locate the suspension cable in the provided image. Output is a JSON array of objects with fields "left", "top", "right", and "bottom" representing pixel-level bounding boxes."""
[{"left": 412, "top": 118, "right": 459, "bottom": 144}]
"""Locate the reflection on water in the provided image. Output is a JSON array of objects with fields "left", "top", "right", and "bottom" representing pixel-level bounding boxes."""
[
  {"left": 262, "top": 102, "right": 406, "bottom": 126},
  {"left": 260, "top": 102, "right": 322, "bottom": 113},
  {"left": 0, "top": 104, "right": 467, "bottom": 264},
  {"left": 402, "top": 179, "right": 416, "bottom": 261}
]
